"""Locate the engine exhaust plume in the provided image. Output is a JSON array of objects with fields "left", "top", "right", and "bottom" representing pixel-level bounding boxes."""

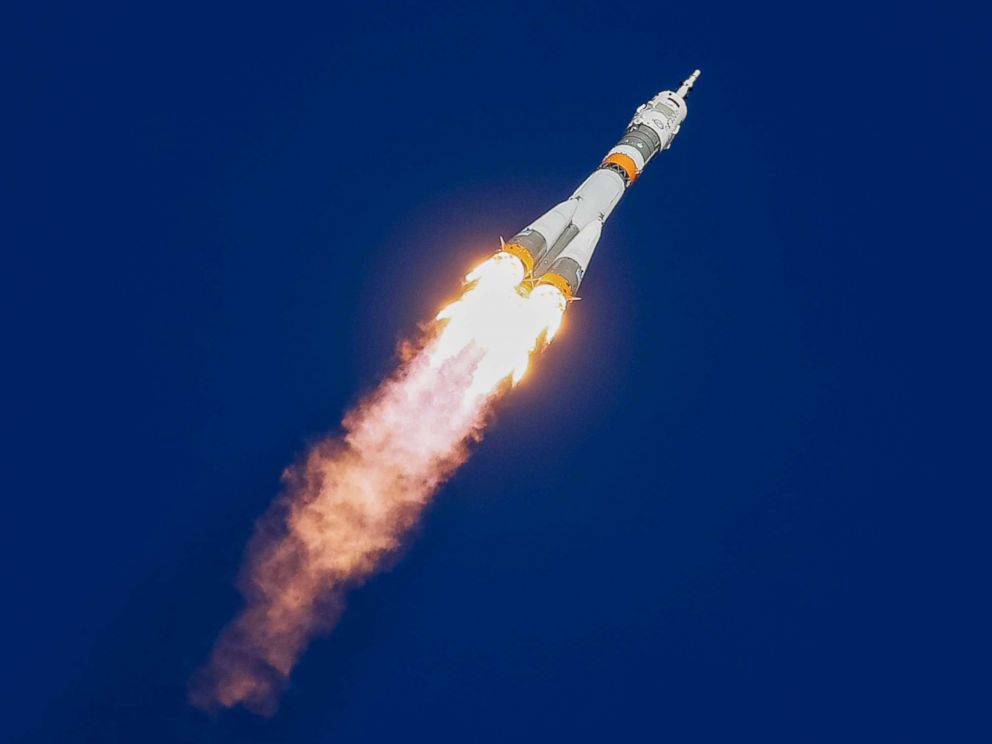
[{"left": 191, "top": 253, "right": 566, "bottom": 713}]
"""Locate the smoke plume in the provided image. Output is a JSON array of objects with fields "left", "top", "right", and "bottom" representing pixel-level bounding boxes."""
[{"left": 191, "top": 255, "right": 565, "bottom": 713}]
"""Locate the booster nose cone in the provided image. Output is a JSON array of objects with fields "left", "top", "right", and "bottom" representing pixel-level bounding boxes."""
[{"left": 676, "top": 69, "right": 701, "bottom": 99}]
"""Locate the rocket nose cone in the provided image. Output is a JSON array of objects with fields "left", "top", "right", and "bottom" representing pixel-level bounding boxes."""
[{"left": 677, "top": 69, "right": 701, "bottom": 98}]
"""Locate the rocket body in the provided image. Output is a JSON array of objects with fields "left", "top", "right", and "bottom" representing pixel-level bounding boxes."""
[{"left": 501, "top": 70, "right": 700, "bottom": 299}]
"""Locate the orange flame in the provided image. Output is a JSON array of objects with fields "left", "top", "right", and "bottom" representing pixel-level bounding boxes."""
[{"left": 191, "top": 252, "right": 566, "bottom": 713}]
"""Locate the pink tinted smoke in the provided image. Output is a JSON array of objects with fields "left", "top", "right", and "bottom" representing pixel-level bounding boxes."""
[{"left": 190, "top": 337, "right": 498, "bottom": 713}]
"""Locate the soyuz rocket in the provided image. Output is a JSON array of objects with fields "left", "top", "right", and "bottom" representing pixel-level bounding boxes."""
[{"left": 500, "top": 70, "right": 701, "bottom": 298}]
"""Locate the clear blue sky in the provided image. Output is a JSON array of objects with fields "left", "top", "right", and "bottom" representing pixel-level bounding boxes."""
[{"left": 5, "top": 1, "right": 987, "bottom": 741}]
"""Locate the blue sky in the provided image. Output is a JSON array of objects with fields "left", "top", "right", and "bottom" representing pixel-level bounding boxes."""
[{"left": 5, "top": 1, "right": 987, "bottom": 741}]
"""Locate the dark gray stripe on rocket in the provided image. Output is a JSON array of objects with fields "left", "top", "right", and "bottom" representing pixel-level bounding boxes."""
[{"left": 534, "top": 223, "right": 580, "bottom": 276}]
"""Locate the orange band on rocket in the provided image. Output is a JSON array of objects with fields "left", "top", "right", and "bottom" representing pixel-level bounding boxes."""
[
  {"left": 501, "top": 242, "right": 536, "bottom": 274},
  {"left": 537, "top": 272, "right": 574, "bottom": 300},
  {"left": 600, "top": 152, "right": 640, "bottom": 184}
]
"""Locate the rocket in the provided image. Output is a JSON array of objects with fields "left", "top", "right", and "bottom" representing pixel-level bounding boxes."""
[{"left": 501, "top": 70, "right": 701, "bottom": 299}]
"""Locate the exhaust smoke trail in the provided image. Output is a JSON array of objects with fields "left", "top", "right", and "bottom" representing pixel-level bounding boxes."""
[
  {"left": 193, "top": 72, "right": 701, "bottom": 714},
  {"left": 192, "top": 253, "right": 566, "bottom": 713}
]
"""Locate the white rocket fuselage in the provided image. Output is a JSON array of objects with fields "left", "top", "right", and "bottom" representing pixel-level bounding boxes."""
[{"left": 502, "top": 70, "right": 700, "bottom": 299}]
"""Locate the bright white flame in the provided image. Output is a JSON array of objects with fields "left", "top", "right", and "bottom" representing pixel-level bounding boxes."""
[{"left": 432, "top": 253, "right": 567, "bottom": 400}]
